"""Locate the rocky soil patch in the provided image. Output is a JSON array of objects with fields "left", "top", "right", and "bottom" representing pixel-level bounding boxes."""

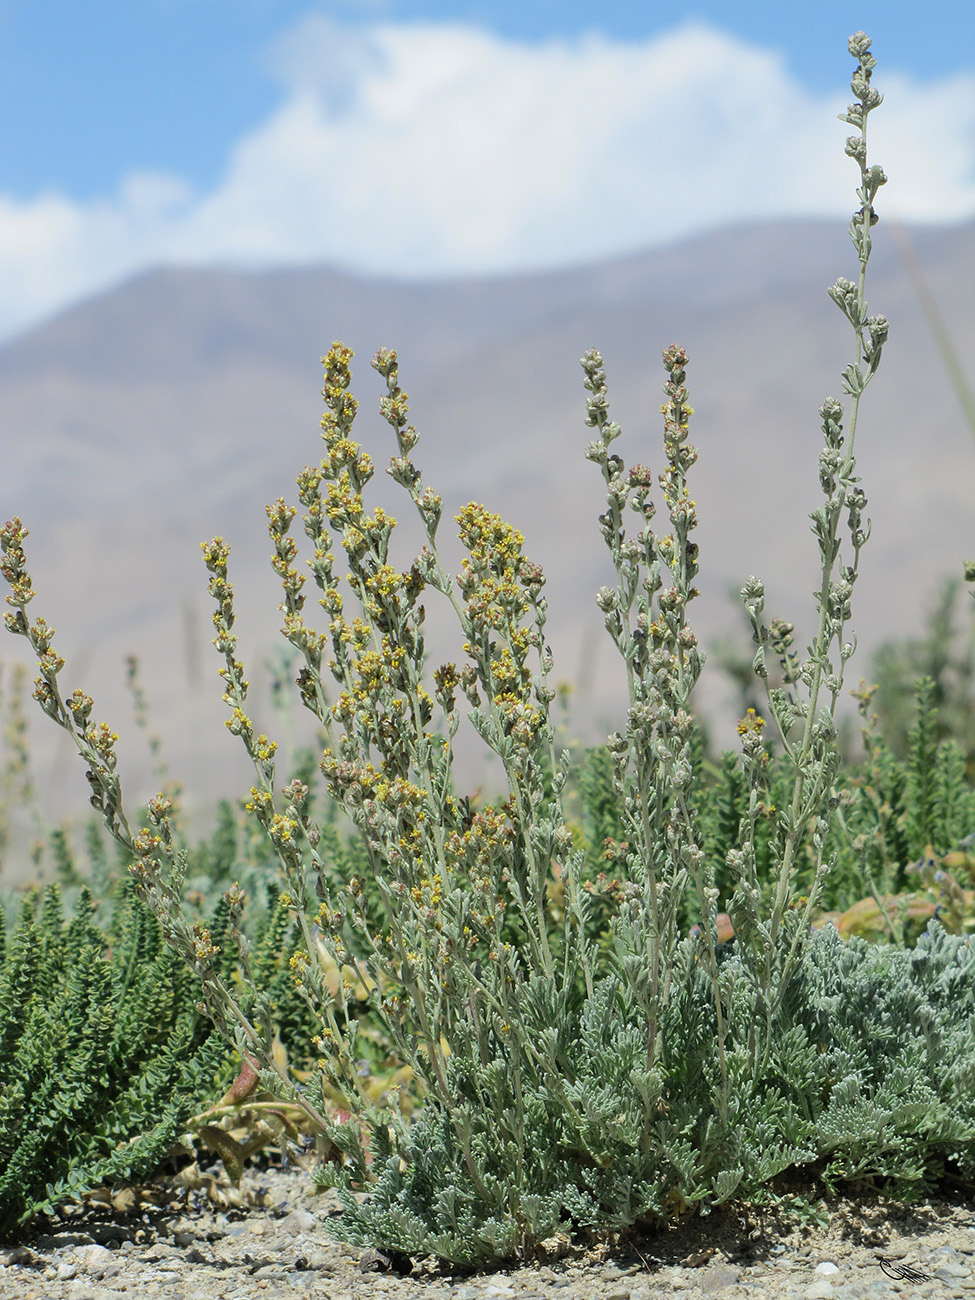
[{"left": 2, "top": 1162, "right": 975, "bottom": 1299}]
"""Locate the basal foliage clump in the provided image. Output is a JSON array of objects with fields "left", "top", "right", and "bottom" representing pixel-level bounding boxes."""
[{"left": 5, "top": 33, "right": 975, "bottom": 1266}]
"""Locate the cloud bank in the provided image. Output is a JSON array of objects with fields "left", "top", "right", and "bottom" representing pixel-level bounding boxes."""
[{"left": 2, "top": 17, "right": 974, "bottom": 340}]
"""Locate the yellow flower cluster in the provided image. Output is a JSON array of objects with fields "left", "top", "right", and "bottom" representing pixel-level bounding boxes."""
[
  {"left": 191, "top": 923, "right": 219, "bottom": 967},
  {"left": 737, "top": 708, "right": 767, "bottom": 737},
  {"left": 490, "top": 644, "right": 531, "bottom": 700},
  {"left": 410, "top": 874, "right": 443, "bottom": 909},
  {"left": 493, "top": 693, "right": 544, "bottom": 745},
  {"left": 326, "top": 437, "right": 366, "bottom": 473},
  {"left": 353, "top": 642, "right": 406, "bottom": 696},
  {"left": 132, "top": 827, "right": 162, "bottom": 856},
  {"left": 245, "top": 786, "right": 274, "bottom": 815},
  {"left": 320, "top": 754, "right": 427, "bottom": 818},
  {"left": 457, "top": 503, "right": 524, "bottom": 571},
  {"left": 445, "top": 805, "right": 512, "bottom": 871},
  {"left": 365, "top": 564, "right": 403, "bottom": 598},
  {"left": 269, "top": 814, "right": 299, "bottom": 846},
  {"left": 325, "top": 475, "right": 364, "bottom": 527},
  {"left": 85, "top": 721, "right": 119, "bottom": 761}
]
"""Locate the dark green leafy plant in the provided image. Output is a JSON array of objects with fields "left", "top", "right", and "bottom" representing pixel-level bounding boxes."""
[
  {"left": 567, "top": 661, "right": 975, "bottom": 954},
  {"left": 797, "top": 677, "right": 975, "bottom": 945},
  {"left": 0, "top": 761, "right": 349, "bottom": 1236},
  {"left": 867, "top": 579, "right": 975, "bottom": 777},
  {"left": 0, "top": 881, "right": 228, "bottom": 1238}
]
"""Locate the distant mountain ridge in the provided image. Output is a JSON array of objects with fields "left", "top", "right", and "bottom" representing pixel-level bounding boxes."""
[
  {"left": 0, "top": 220, "right": 855, "bottom": 379},
  {"left": 1, "top": 216, "right": 973, "bottom": 860}
]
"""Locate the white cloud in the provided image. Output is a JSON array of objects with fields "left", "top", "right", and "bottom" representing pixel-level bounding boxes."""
[{"left": 1, "top": 17, "right": 974, "bottom": 340}]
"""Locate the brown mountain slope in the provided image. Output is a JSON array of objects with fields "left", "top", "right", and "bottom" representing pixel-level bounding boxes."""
[{"left": 1, "top": 216, "right": 972, "bottom": 858}]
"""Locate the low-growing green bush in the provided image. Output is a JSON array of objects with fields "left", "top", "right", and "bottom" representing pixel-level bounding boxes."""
[
  {"left": 868, "top": 577, "right": 975, "bottom": 777},
  {"left": 0, "top": 880, "right": 228, "bottom": 1237},
  {"left": 792, "top": 921, "right": 975, "bottom": 1194},
  {"left": 4, "top": 31, "right": 975, "bottom": 1268},
  {"left": 558, "top": 663, "right": 975, "bottom": 954},
  {"left": 0, "top": 811, "right": 362, "bottom": 1237}
]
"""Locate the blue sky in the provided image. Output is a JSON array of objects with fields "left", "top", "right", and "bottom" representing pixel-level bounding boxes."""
[{"left": 0, "top": 1, "right": 973, "bottom": 339}]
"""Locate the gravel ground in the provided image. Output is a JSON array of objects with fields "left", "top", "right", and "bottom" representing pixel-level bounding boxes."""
[{"left": 2, "top": 1162, "right": 974, "bottom": 1300}]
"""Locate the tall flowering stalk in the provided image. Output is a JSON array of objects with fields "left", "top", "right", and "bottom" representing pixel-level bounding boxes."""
[
  {"left": 199, "top": 341, "right": 596, "bottom": 1223},
  {"left": 729, "top": 31, "right": 887, "bottom": 1040},
  {"left": 582, "top": 345, "right": 727, "bottom": 1111}
]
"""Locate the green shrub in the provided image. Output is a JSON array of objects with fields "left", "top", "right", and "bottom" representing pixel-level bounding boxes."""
[
  {"left": 7, "top": 31, "right": 975, "bottom": 1269},
  {"left": 0, "top": 806, "right": 339, "bottom": 1239},
  {"left": 0, "top": 881, "right": 228, "bottom": 1238},
  {"left": 794, "top": 921, "right": 975, "bottom": 1193},
  {"left": 868, "top": 579, "right": 975, "bottom": 777}
]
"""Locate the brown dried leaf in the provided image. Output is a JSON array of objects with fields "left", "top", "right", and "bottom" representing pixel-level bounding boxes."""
[
  {"left": 196, "top": 1124, "right": 246, "bottom": 1185},
  {"left": 837, "top": 893, "right": 936, "bottom": 938}
]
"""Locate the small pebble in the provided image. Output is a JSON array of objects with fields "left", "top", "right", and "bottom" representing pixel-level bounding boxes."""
[
  {"left": 74, "top": 1242, "right": 115, "bottom": 1277},
  {"left": 701, "top": 1264, "right": 741, "bottom": 1293},
  {"left": 802, "top": 1281, "right": 835, "bottom": 1300},
  {"left": 252, "top": 1263, "right": 288, "bottom": 1278},
  {"left": 936, "top": 1262, "right": 972, "bottom": 1278},
  {"left": 283, "top": 1208, "right": 318, "bottom": 1234}
]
